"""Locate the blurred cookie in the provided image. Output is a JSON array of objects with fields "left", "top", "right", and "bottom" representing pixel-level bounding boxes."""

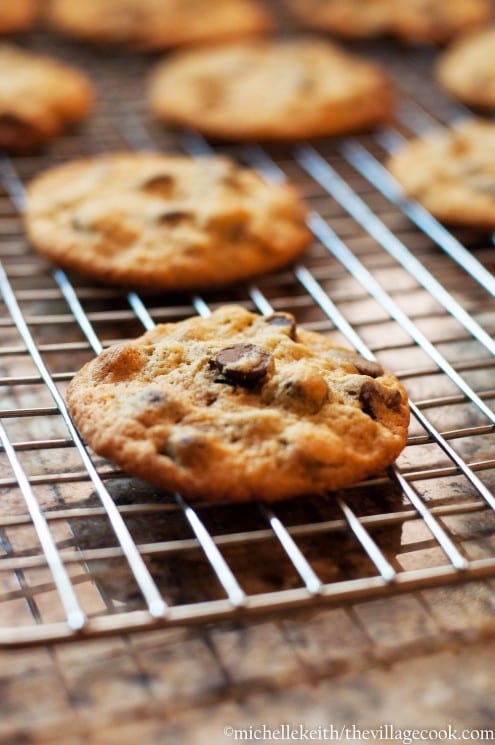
[
  {"left": 0, "top": 45, "right": 94, "bottom": 152},
  {"left": 67, "top": 305, "right": 410, "bottom": 502},
  {"left": 47, "top": 0, "right": 273, "bottom": 50},
  {"left": 289, "top": 0, "right": 393, "bottom": 39},
  {"left": 148, "top": 37, "right": 394, "bottom": 141},
  {"left": 25, "top": 153, "right": 311, "bottom": 289},
  {"left": 289, "top": 0, "right": 492, "bottom": 43},
  {"left": 0, "top": 0, "right": 38, "bottom": 35},
  {"left": 387, "top": 120, "right": 495, "bottom": 230},
  {"left": 437, "top": 27, "right": 495, "bottom": 107}
]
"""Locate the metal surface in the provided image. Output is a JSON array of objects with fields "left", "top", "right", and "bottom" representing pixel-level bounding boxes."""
[{"left": 0, "top": 35, "right": 494, "bottom": 648}]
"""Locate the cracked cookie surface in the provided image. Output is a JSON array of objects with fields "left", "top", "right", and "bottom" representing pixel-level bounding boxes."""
[
  {"left": 289, "top": 0, "right": 492, "bottom": 43},
  {"left": 0, "top": 45, "right": 94, "bottom": 152},
  {"left": 148, "top": 37, "right": 394, "bottom": 141},
  {"left": 47, "top": 0, "right": 273, "bottom": 50},
  {"left": 24, "top": 152, "right": 311, "bottom": 289},
  {"left": 387, "top": 120, "right": 495, "bottom": 230},
  {"left": 67, "top": 305, "right": 410, "bottom": 502}
]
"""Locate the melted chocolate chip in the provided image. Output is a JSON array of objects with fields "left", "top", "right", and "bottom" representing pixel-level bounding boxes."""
[
  {"left": 156, "top": 210, "right": 193, "bottom": 227},
  {"left": 131, "top": 387, "right": 185, "bottom": 423},
  {"left": 210, "top": 343, "right": 272, "bottom": 387},
  {"left": 359, "top": 381, "right": 378, "bottom": 419},
  {"left": 140, "top": 174, "right": 175, "bottom": 198},
  {"left": 221, "top": 173, "right": 248, "bottom": 193},
  {"left": 264, "top": 312, "right": 297, "bottom": 340},
  {"left": 137, "top": 388, "right": 166, "bottom": 406},
  {"left": 330, "top": 350, "right": 383, "bottom": 378},
  {"left": 350, "top": 356, "right": 383, "bottom": 378},
  {"left": 160, "top": 428, "right": 208, "bottom": 465},
  {"left": 279, "top": 376, "right": 328, "bottom": 414},
  {"left": 223, "top": 221, "right": 247, "bottom": 241},
  {"left": 359, "top": 380, "right": 402, "bottom": 420}
]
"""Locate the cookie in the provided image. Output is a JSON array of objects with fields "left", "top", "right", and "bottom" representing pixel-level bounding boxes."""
[
  {"left": 289, "top": 0, "right": 492, "bottom": 44},
  {"left": 148, "top": 37, "right": 394, "bottom": 141},
  {"left": 0, "top": 0, "right": 38, "bottom": 35},
  {"left": 437, "top": 27, "right": 495, "bottom": 108},
  {"left": 46, "top": 0, "right": 273, "bottom": 50},
  {"left": 24, "top": 153, "right": 311, "bottom": 289},
  {"left": 387, "top": 120, "right": 495, "bottom": 230},
  {"left": 67, "top": 305, "right": 410, "bottom": 502},
  {"left": 289, "top": 0, "right": 393, "bottom": 39},
  {"left": 0, "top": 45, "right": 94, "bottom": 152}
]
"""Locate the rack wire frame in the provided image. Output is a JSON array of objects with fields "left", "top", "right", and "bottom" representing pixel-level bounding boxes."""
[{"left": 0, "top": 35, "right": 494, "bottom": 648}]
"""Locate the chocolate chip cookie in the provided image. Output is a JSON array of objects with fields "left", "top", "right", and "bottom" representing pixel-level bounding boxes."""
[
  {"left": 24, "top": 153, "right": 311, "bottom": 289},
  {"left": 437, "top": 27, "right": 495, "bottom": 108},
  {"left": 67, "top": 305, "right": 410, "bottom": 502},
  {"left": 47, "top": 0, "right": 273, "bottom": 50},
  {"left": 0, "top": 45, "right": 94, "bottom": 152},
  {"left": 387, "top": 119, "right": 495, "bottom": 230},
  {"left": 148, "top": 37, "right": 394, "bottom": 141},
  {"left": 0, "top": 0, "right": 38, "bottom": 35},
  {"left": 289, "top": 0, "right": 492, "bottom": 43}
]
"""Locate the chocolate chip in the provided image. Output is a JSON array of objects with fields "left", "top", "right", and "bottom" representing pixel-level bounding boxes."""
[
  {"left": 220, "top": 173, "right": 248, "bottom": 193},
  {"left": 359, "top": 380, "right": 402, "bottom": 420},
  {"left": 160, "top": 428, "right": 209, "bottom": 465},
  {"left": 140, "top": 174, "right": 175, "bottom": 198},
  {"left": 264, "top": 312, "right": 297, "bottom": 340},
  {"left": 261, "top": 370, "right": 331, "bottom": 415},
  {"left": 384, "top": 387, "right": 402, "bottom": 409},
  {"left": 210, "top": 343, "right": 273, "bottom": 387},
  {"left": 130, "top": 387, "right": 185, "bottom": 424},
  {"left": 203, "top": 391, "right": 218, "bottom": 406},
  {"left": 156, "top": 210, "right": 193, "bottom": 227},
  {"left": 359, "top": 381, "right": 377, "bottom": 419},
  {"left": 223, "top": 221, "right": 247, "bottom": 242},
  {"left": 354, "top": 359, "right": 384, "bottom": 378},
  {"left": 137, "top": 388, "right": 166, "bottom": 406},
  {"left": 330, "top": 350, "right": 383, "bottom": 378},
  {"left": 85, "top": 216, "right": 139, "bottom": 249}
]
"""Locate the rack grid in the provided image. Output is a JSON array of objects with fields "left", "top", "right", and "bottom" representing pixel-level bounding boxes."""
[{"left": 0, "top": 33, "right": 494, "bottom": 648}]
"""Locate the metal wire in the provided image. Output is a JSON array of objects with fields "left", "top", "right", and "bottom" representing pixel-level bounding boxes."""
[
  {"left": 0, "top": 262, "right": 168, "bottom": 620},
  {"left": 342, "top": 136, "right": 495, "bottom": 301},
  {"left": 306, "top": 211, "right": 495, "bottom": 426},
  {"left": 0, "top": 420, "right": 85, "bottom": 630},
  {"left": 0, "top": 34, "right": 494, "bottom": 647}
]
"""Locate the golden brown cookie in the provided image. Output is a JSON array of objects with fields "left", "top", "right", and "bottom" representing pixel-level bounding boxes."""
[
  {"left": 0, "top": 45, "right": 94, "bottom": 152},
  {"left": 0, "top": 0, "right": 38, "bottom": 35},
  {"left": 46, "top": 0, "right": 273, "bottom": 50},
  {"left": 24, "top": 153, "right": 311, "bottom": 289},
  {"left": 387, "top": 119, "right": 495, "bottom": 230},
  {"left": 67, "top": 305, "right": 410, "bottom": 502},
  {"left": 148, "top": 37, "right": 394, "bottom": 142},
  {"left": 437, "top": 27, "right": 495, "bottom": 108},
  {"left": 289, "top": 0, "right": 492, "bottom": 43}
]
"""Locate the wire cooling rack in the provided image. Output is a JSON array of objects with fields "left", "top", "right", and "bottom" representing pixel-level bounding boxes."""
[{"left": 0, "top": 33, "right": 494, "bottom": 648}]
